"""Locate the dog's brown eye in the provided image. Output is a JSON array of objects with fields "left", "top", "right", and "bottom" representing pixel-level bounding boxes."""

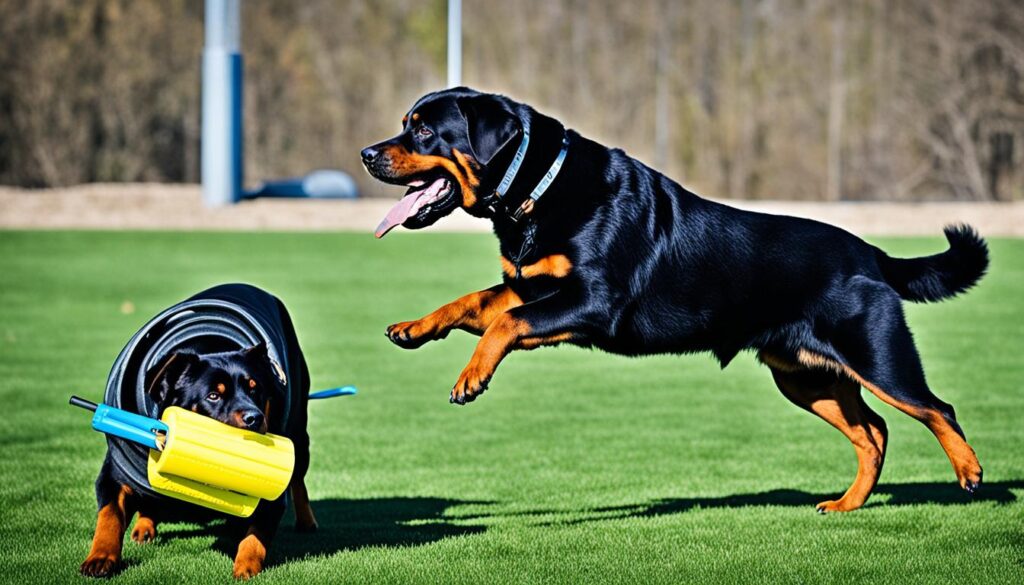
[
  {"left": 415, "top": 125, "right": 432, "bottom": 138},
  {"left": 206, "top": 392, "right": 221, "bottom": 402}
]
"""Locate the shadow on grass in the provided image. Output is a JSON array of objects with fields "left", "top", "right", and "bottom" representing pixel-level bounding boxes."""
[
  {"left": 525, "top": 480, "right": 1024, "bottom": 526},
  {"left": 142, "top": 481, "right": 1021, "bottom": 572},
  {"left": 155, "top": 497, "right": 488, "bottom": 567},
  {"left": 271, "top": 497, "right": 489, "bottom": 561}
]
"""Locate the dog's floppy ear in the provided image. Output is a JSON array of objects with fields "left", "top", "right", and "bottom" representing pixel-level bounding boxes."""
[
  {"left": 456, "top": 95, "right": 521, "bottom": 165},
  {"left": 145, "top": 350, "right": 198, "bottom": 405},
  {"left": 243, "top": 342, "right": 287, "bottom": 398}
]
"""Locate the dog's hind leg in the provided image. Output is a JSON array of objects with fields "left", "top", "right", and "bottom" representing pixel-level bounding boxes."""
[
  {"left": 290, "top": 479, "right": 317, "bottom": 533},
  {"left": 805, "top": 292, "right": 982, "bottom": 493},
  {"left": 289, "top": 426, "right": 317, "bottom": 533},
  {"left": 767, "top": 362, "right": 888, "bottom": 512},
  {"left": 290, "top": 390, "right": 317, "bottom": 532}
]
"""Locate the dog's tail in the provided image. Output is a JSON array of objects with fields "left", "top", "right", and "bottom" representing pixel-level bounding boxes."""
[{"left": 875, "top": 224, "right": 989, "bottom": 303}]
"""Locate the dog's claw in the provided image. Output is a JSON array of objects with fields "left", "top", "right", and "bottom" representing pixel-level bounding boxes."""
[
  {"left": 385, "top": 321, "right": 432, "bottom": 349},
  {"left": 450, "top": 372, "right": 489, "bottom": 405},
  {"left": 131, "top": 520, "right": 157, "bottom": 545},
  {"left": 959, "top": 467, "right": 982, "bottom": 495}
]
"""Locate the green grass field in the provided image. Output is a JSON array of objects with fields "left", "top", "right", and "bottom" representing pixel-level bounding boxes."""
[{"left": 0, "top": 230, "right": 1021, "bottom": 584}]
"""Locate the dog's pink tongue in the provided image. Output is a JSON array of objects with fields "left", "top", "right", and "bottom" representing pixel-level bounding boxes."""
[{"left": 375, "top": 192, "right": 421, "bottom": 238}]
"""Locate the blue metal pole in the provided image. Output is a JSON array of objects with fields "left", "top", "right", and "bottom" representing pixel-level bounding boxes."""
[
  {"left": 202, "top": 0, "right": 243, "bottom": 206},
  {"left": 447, "top": 0, "right": 462, "bottom": 88}
]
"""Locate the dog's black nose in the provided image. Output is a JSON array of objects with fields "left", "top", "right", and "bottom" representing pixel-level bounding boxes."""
[
  {"left": 240, "top": 410, "right": 264, "bottom": 431},
  {"left": 361, "top": 147, "right": 379, "bottom": 164}
]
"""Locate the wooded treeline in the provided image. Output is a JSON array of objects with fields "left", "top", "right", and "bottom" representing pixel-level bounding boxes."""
[{"left": 1, "top": 0, "right": 1021, "bottom": 200}]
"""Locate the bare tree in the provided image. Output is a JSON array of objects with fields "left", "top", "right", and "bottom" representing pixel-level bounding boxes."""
[{"left": 0, "top": 0, "right": 1020, "bottom": 200}]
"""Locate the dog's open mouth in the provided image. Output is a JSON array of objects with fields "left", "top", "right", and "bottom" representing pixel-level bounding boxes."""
[{"left": 375, "top": 176, "right": 455, "bottom": 238}]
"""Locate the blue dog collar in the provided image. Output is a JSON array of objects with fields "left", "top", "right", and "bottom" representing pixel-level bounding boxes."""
[
  {"left": 515, "top": 135, "right": 570, "bottom": 220},
  {"left": 494, "top": 119, "right": 531, "bottom": 200},
  {"left": 490, "top": 116, "right": 570, "bottom": 222}
]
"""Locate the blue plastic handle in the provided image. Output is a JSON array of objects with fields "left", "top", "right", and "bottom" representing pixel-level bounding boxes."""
[
  {"left": 308, "top": 386, "right": 357, "bottom": 400},
  {"left": 71, "top": 383, "right": 350, "bottom": 452},
  {"left": 92, "top": 403, "right": 168, "bottom": 450}
]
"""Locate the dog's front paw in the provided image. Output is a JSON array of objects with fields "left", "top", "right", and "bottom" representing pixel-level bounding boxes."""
[
  {"left": 451, "top": 365, "right": 491, "bottom": 405},
  {"left": 131, "top": 518, "right": 156, "bottom": 544},
  {"left": 232, "top": 563, "right": 262, "bottom": 580},
  {"left": 80, "top": 553, "right": 119, "bottom": 578},
  {"left": 957, "top": 464, "right": 983, "bottom": 494},
  {"left": 233, "top": 533, "right": 267, "bottom": 580},
  {"left": 233, "top": 556, "right": 263, "bottom": 580},
  {"left": 386, "top": 320, "right": 435, "bottom": 349},
  {"left": 815, "top": 500, "right": 848, "bottom": 514}
]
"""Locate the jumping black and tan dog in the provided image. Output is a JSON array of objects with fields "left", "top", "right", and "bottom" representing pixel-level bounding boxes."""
[{"left": 362, "top": 87, "right": 989, "bottom": 513}]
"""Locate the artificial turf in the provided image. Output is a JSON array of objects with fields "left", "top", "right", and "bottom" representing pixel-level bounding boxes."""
[{"left": 0, "top": 230, "right": 1021, "bottom": 584}]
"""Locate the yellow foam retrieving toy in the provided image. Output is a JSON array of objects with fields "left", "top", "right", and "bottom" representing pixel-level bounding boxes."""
[{"left": 147, "top": 406, "right": 295, "bottom": 517}]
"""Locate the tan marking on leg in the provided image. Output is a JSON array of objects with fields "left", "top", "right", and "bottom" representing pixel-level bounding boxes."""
[
  {"left": 130, "top": 508, "right": 157, "bottom": 544},
  {"left": 757, "top": 351, "right": 803, "bottom": 373},
  {"left": 773, "top": 369, "right": 886, "bottom": 512},
  {"left": 797, "top": 349, "right": 982, "bottom": 490},
  {"left": 795, "top": 349, "right": 847, "bottom": 374},
  {"left": 388, "top": 286, "right": 523, "bottom": 344},
  {"left": 812, "top": 395, "right": 886, "bottom": 513},
  {"left": 233, "top": 527, "right": 270, "bottom": 580},
  {"left": 517, "top": 332, "right": 574, "bottom": 349},
  {"left": 451, "top": 313, "right": 528, "bottom": 403},
  {"left": 81, "top": 485, "right": 135, "bottom": 577}
]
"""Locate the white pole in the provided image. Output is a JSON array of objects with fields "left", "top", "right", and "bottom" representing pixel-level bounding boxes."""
[
  {"left": 447, "top": 0, "right": 462, "bottom": 87},
  {"left": 202, "top": 0, "right": 243, "bottom": 206}
]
